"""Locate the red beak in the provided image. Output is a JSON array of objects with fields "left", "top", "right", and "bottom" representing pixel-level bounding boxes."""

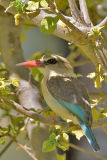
[{"left": 16, "top": 60, "right": 44, "bottom": 68}]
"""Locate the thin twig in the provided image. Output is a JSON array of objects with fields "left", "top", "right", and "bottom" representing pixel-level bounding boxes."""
[
  {"left": 0, "top": 94, "right": 67, "bottom": 127},
  {"left": 4, "top": 5, "right": 13, "bottom": 13},
  {"left": 79, "top": 0, "right": 93, "bottom": 26},
  {"left": 70, "top": 143, "right": 107, "bottom": 160},
  {"left": 68, "top": 0, "right": 81, "bottom": 21},
  {"left": 0, "top": 139, "right": 13, "bottom": 157},
  {"left": 16, "top": 142, "right": 38, "bottom": 160},
  {"left": 95, "top": 17, "right": 107, "bottom": 28},
  {"left": 1, "top": 93, "right": 107, "bottom": 130}
]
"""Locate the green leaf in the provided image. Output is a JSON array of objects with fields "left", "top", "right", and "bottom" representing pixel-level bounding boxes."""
[
  {"left": 55, "top": 0, "right": 68, "bottom": 11},
  {"left": 10, "top": 0, "right": 27, "bottom": 13},
  {"left": 11, "top": 78, "right": 19, "bottom": 87},
  {"left": 41, "top": 16, "right": 59, "bottom": 34},
  {"left": 12, "top": 128, "right": 20, "bottom": 136},
  {"left": 72, "top": 130, "right": 84, "bottom": 140},
  {"left": 92, "top": 108, "right": 100, "bottom": 120},
  {"left": 56, "top": 133, "right": 69, "bottom": 151},
  {"left": 0, "top": 138, "right": 5, "bottom": 144},
  {"left": 40, "top": 0, "right": 48, "bottom": 7},
  {"left": 42, "top": 133, "right": 56, "bottom": 152},
  {"left": 26, "top": 1, "right": 39, "bottom": 11},
  {"left": 10, "top": 116, "right": 25, "bottom": 127},
  {"left": 42, "top": 139, "right": 56, "bottom": 152},
  {"left": 1, "top": 87, "right": 11, "bottom": 95}
]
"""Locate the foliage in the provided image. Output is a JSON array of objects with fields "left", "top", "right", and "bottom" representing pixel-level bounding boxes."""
[
  {"left": 42, "top": 130, "right": 69, "bottom": 152},
  {"left": 1, "top": 0, "right": 107, "bottom": 158},
  {"left": 41, "top": 16, "right": 59, "bottom": 34},
  {"left": 10, "top": 0, "right": 28, "bottom": 13}
]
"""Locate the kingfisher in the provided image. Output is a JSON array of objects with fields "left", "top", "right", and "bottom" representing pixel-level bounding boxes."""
[{"left": 17, "top": 54, "right": 100, "bottom": 151}]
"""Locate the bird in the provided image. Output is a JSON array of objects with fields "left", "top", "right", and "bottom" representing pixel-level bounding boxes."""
[{"left": 17, "top": 54, "right": 100, "bottom": 152}]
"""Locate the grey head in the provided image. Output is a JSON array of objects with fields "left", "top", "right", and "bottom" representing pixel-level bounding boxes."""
[{"left": 39, "top": 54, "right": 76, "bottom": 77}]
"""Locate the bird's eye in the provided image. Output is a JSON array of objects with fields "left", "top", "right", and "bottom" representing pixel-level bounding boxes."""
[{"left": 45, "top": 58, "right": 57, "bottom": 65}]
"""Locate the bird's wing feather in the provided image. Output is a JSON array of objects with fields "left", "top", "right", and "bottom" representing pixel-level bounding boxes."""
[
  {"left": 78, "top": 119, "right": 100, "bottom": 151},
  {"left": 47, "top": 76, "right": 92, "bottom": 126}
]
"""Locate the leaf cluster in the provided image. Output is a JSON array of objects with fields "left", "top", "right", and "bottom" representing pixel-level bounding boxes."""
[{"left": 10, "top": 0, "right": 28, "bottom": 13}]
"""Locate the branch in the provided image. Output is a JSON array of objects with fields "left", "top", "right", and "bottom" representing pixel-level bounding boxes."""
[
  {"left": 70, "top": 143, "right": 106, "bottom": 160},
  {"left": 0, "top": 94, "right": 66, "bottom": 128},
  {"left": 0, "top": 7, "right": 56, "bottom": 160},
  {"left": 67, "top": 0, "right": 81, "bottom": 22},
  {"left": 95, "top": 16, "right": 107, "bottom": 28},
  {"left": 16, "top": 141, "right": 38, "bottom": 160},
  {"left": 79, "top": 0, "right": 93, "bottom": 26},
  {"left": 0, "top": 139, "right": 13, "bottom": 157},
  {"left": 45, "top": 0, "right": 82, "bottom": 33},
  {"left": 1, "top": 93, "right": 107, "bottom": 130}
]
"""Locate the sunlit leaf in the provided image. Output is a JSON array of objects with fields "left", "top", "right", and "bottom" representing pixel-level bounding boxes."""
[
  {"left": 56, "top": 133, "right": 69, "bottom": 151},
  {"left": 99, "top": 108, "right": 107, "bottom": 117},
  {"left": 11, "top": 78, "right": 19, "bottom": 87},
  {"left": 26, "top": 1, "right": 39, "bottom": 11},
  {"left": 10, "top": 0, "right": 27, "bottom": 13},
  {"left": 42, "top": 133, "right": 56, "bottom": 152},
  {"left": 55, "top": 0, "right": 68, "bottom": 11},
  {"left": 40, "top": 0, "right": 48, "bottom": 7},
  {"left": 72, "top": 130, "right": 84, "bottom": 140},
  {"left": 0, "top": 138, "right": 5, "bottom": 144},
  {"left": 87, "top": 72, "right": 96, "bottom": 79},
  {"left": 41, "top": 16, "right": 59, "bottom": 34},
  {"left": 92, "top": 108, "right": 100, "bottom": 120}
]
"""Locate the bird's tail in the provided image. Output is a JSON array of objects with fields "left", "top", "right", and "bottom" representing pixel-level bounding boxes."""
[{"left": 78, "top": 119, "right": 100, "bottom": 152}]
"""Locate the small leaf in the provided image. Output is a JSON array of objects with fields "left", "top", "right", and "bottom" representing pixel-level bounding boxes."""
[
  {"left": 56, "top": 133, "right": 69, "bottom": 151},
  {"left": 11, "top": 78, "right": 19, "bottom": 87},
  {"left": 10, "top": 0, "right": 27, "bottom": 13},
  {"left": 42, "top": 139, "right": 56, "bottom": 152},
  {"left": 55, "top": 0, "right": 68, "bottom": 11},
  {"left": 40, "top": 0, "right": 48, "bottom": 7},
  {"left": 76, "top": 74, "right": 83, "bottom": 78},
  {"left": 41, "top": 16, "right": 59, "bottom": 34},
  {"left": 0, "top": 138, "right": 5, "bottom": 144},
  {"left": 26, "top": 1, "right": 39, "bottom": 11},
  {"left": 92, "top": 108, "right": 100, "bottom": 120},
  {"left": 1, "top": 87, "right": 11, "bottom": 95},
  {"left": 99, "top": 108, "right": 107, "bottom": 117},
  {"left": 42, "top": 132, "right": 56, "bottom": 152},
  {"left": 72, "top": 130, "right": 84, "bottom": 140},
  {"left": 87, "top": 72, "right": 96, "bottom": 79}
]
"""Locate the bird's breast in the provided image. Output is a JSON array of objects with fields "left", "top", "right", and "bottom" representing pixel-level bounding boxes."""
[{"left": 41, "top": 77, "right": 79, "bottom": 124}]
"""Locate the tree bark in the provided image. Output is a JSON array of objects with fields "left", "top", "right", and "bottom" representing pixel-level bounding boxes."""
[
  {"left": 0, "top": 6, "right": 56, "bottom": 160},
  {"left": 0, "top": 0, "right": 107, "bottom": 79}
]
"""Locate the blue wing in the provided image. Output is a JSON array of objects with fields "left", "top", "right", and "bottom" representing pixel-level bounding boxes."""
[
  {"left": 47, "top": 76, "right": 92, "bottom": 125},
  {"left": 47, "top": 76, "right": 100, "bottom": 151},
  {"left": 79, "top": 119, "right": 100, "bottom": 151},
  {"left": 55, "top": 96, "right": 87, "bottom": 122},
  {"left": 55, "top": 97, "right": 100, "bottom": 152}
]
